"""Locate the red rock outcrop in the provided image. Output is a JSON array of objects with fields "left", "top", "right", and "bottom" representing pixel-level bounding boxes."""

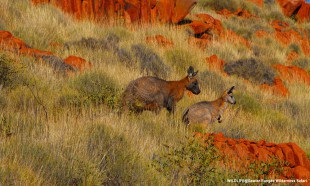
[
  {"left": 146, "top": 35, "right": 173, "bottom": 47},
  {"left": 271, "top": 20, "right": 310, "bottom": 56},
  {"left": 194, "top": 14, "right": 225, "bottom": 38},
  {"left": 273, "top": 64, "right": 310, "bottom": 86},
  {"left": 286, "top": 51, "right": 299, "bottom": 64},
  {"left": 64, "top": 56, "right": 92, "bottom": 72},
  {"left": 0, "top": 30, "right": 91, "bottom": 73},
  {"left": 255, "top": 30, "right": 269, "bottom": 38},
  {"left": 277, "top": 0, "right": 304, "bottom": 17},
  {"left": 296, "top": 2, "right": 310, "bottom": 21},
  {"left": 0, "top": 30, "right": 53, "bottom": 57},
  {"left": 260, "top": 77, "right": 289, "bottom": 97},
  {"left": 276, "top": 0, "right": 310, "bottom": 22},
  {"left": 186, "top": 14, "right": 225, "bottom": 49},
  {"left": 31, "top": 0, "right": 197, "bottom": 24},
  {"left": 205, "top": 54, "right": 225, "bottom": 73},
  {"left": 195, "top": 132, "right": 310, "bottom": 180},
  {"left": 216, "top": 8, "right": 258, "bottom": 19}
]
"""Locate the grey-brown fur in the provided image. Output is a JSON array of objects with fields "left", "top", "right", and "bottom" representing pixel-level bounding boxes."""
[
  {"left": 122, "top": 66, "right": 200, "bottom": 114},
  {"left": 182, "top": 86, "right": 236, "bottom": 126}
]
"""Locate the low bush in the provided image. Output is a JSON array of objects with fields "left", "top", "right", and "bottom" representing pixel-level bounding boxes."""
[
  {"left": 0, "top": 53, "right": 20, "bottom": 88},
  {"left": 64, "top": 33, "right": 120, "bottom": 50},
  {"left": 153, "top": 136, "right": 223, "bottom": 185},
  {"left": 224, "top": 58, "right": 275, "bottom": 85},
  {"left": 41, "top": 55, "right": 76, "bottom": 73},
  {"left": 62, "top": 71, "right": 121, "bottom": 108},
  {"left": 132, "top": 44, "right": 170, "bottom": 78}
]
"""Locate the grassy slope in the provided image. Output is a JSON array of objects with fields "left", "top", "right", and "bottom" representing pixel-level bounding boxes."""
[{"left": 0, "top": 0, "right": 309, "bottom": 184}]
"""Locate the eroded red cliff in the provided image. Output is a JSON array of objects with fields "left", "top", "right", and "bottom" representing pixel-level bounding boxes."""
[{"left": 31, "top": 0, "right": 197, "bottom": 24}]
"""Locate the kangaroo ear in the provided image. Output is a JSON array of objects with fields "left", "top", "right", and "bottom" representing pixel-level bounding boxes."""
[
  {"left": 187, "top": 66, "right": 194, "bottom": 78},
  {"left": 193, "top": 70, "right": 199, "bottom": 76},
  {"left": 227, "top": 86, "right": 235, "bottom": 94}
]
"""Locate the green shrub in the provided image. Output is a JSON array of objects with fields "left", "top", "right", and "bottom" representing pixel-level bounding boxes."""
[
  {"left": 288, "top": 43, "right": 302, "bottom": 54},
  {"left": 65, "top": 71, "right": 121, "bottom": 108},
  {"left": 248, "top": 158, "right": 288, "bottom": 179},
  {"left": 0, "top": 54, "right": 19, "bottom": 88},
  {"left": 153, "top": 136, "right": 223, "bottom": 185}
]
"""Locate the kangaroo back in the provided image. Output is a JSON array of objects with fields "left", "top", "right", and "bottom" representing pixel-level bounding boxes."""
[{"left": 122, "top": 66, "right": 200, "bottom": 114}]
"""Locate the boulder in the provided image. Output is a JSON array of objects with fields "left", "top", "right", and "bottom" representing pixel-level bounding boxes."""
[
  {"left": 195, "top": 132, "right": 310, "bottom": 179},
  {"left": 146, "top": 35, "right": 174, "bottom": 47},
  {"left": 205, "top": 54, "right": 225, "bottom": 73},
  {"left": 64, "top": 56, "right": 92, "bottom": 72},
  {"left": 273, "top": 64, "right": 310, "bottom": 86}
]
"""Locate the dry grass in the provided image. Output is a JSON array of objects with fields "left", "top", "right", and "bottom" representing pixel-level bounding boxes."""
[{"left": 0, "top": 0, "right": 309, "bottom": 184}]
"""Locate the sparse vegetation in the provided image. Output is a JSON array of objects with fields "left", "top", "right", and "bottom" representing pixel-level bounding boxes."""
[
  {"left": 0, "top": 0, "right": 309, "bottom": 185},
  {"left": 224, "top": 58, "right": 276, "bottom": 85}
]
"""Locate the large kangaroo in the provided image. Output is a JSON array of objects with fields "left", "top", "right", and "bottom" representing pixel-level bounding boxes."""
[
  {"left": 182, "top": 86, "right": 236, "bottom": 126},
  {"left": 122, "top": 66, "right": 201, "bottom": 114}
]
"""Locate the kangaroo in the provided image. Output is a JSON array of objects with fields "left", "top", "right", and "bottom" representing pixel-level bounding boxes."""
[
  {"left": 122, "top": 66, "right": 201, "bottom": 114},
  {"left": 182, "top": 86, "right": 236, "bottom": 127}
]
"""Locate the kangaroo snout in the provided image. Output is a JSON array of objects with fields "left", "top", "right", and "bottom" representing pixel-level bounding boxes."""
[{"left": 192, "top": 88, "right": 201, "bottom": 95}]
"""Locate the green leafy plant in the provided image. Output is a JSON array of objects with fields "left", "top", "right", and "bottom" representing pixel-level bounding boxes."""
[{"left": 153, "top": 136, "right": 222, "bottom": 185}]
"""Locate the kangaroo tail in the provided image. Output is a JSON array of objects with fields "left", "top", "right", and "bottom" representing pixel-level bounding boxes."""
[{"left": 182, "top": 108, "right": 190, "bottom": 125}]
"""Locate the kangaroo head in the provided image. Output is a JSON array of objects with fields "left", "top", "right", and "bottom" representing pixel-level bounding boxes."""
[
  {"left": 223, "top": 86, "right": 236, "bottom": 104},
  {"left": 186, "top": 66, "right": 200, "bottom": 95}
]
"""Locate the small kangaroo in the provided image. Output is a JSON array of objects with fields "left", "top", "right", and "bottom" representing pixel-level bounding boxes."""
[
  {"left": 182, "top": 86, "right": 236, "bottom": 126},
  {"left": 122, "top": 66, "right": 201, "bottom": 114}
]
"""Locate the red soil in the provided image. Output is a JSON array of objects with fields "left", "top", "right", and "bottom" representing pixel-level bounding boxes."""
[{"left": 195, "top": 132, "right": 310, "bottom": 180}]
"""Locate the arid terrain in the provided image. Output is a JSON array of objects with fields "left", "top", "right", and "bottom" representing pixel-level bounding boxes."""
[{"left": 0, "top": 0, "right": 309, "bottom": 185}]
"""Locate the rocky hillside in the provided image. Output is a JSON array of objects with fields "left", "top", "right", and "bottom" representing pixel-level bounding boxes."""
[{"left": 0, "top": 0, "right": 309, "bottom": 185}]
